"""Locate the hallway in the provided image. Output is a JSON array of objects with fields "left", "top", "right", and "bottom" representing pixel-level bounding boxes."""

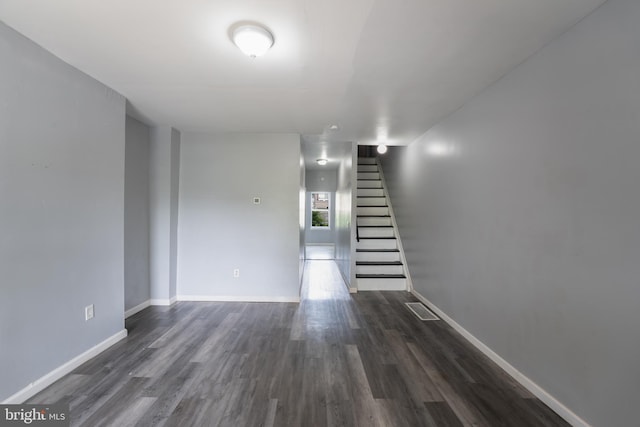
[{"left": 29, "top": 261, "right": 568, "bottom": 426}]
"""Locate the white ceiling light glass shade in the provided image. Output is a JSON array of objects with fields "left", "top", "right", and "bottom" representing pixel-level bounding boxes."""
[
  {"left": 232, "top": 25, "right": 274, "bottom": 58},
  {"left": 377, "top": 144, "right": 388, "bottom": 154},
  {"left": 316, "top": 159, "right": 328, "bottom": 166}
]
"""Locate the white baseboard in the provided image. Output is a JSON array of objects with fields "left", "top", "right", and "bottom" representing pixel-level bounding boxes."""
[
  {"left": 410, "top": 290, "right": 590, "bottom": 427},
  {"left": 149, "top": 297, "right": 176, "bottom": 306},
  {"left": 177, "top": 295, "right": 300, "bottom": 303},
  {"left": 124, "top": 300, "right": 150, "bottom": 318},
  {"left": 2, "top": 329, "right": 128, "bottom": 404}
]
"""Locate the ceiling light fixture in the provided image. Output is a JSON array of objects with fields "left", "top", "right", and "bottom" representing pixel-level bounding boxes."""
[
  {"left": 316, "top": 159, "right": 328, "bottom": 166},
  {"left": 377, "top": 144, "right": 388, "bottom": 154},
  {"left": 232, "top": 24, "right": 274, "bottom": 58}
]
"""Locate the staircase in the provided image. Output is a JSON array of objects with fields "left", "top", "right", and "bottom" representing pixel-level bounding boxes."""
[{"left": 356, "top": 158, "right": 409, "bottom": 291}]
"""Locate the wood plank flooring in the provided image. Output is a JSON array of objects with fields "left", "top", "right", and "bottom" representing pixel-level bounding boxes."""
[{"left": 29, "top": 261, "right": 569, "bottom": 426}]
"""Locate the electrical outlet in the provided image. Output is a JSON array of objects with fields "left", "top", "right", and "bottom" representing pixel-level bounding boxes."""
[
  {"left": 85, "top": 304, "right": 94, "bottom": 321},
  {"left": 233, "top": 268, "right": 240, "bottom": 278}
]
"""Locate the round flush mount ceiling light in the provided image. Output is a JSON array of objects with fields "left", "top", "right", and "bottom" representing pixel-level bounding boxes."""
[
  {"left": 377, "top": 144, "right": 388, "bottom": 154},
  {"left": 316, "top": 159, "right": 328, "bottom": 166},
  {"left": 232, "top": 24, "right": 274, "bottom": 58}
]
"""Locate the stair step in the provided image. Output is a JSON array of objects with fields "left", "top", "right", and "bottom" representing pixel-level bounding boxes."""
[
  {"left": 356, "top": 248, "right": 399, "bottom": 251},
  {"left": 358, "top": 158, "right": 377, "bottom": 165},
  {"left": 357, "top": 238, "right": 397, "bottom": 250},
  {"left": 356, "top": 250, "right": 401, "bottom": 262},
  {"left": 358, "top": 172, "right": 380, "bottom": 179},
  {"left": 357, "top": 206, "right": 389, "bottom": 216},
  {"left": 357, "top": 277, "right": 407, "bottom": 291},
  {"left": 357, "top": 188, "right": 384, "bottom": 197},
  {"left": 357, "top": 165, "right": 378, "bottom": 172},
  {"left": 358, "top": 227, "right": 395, "bottom": 238},
  {"left": 356, "top": 274, "right": 406, "bottom": 279},
  {"left": 357, "top": 197, "right": 387, "bottom": 206},
  {"left": 356, "top": 264, "right": 404, "bottom": 275},
  {"left": 358, "top": 217, "right": 392, "bottom": 226},
  {"left": 357, "top": 181, "right": 383, "bottom": 188},
  {"left": 356, "top": 261, "right": 403, "bottom": 265}
]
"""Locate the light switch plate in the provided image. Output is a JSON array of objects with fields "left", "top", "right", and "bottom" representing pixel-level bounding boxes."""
[{"left": 85, "top": 304, "right": 94, "bottom": 321}]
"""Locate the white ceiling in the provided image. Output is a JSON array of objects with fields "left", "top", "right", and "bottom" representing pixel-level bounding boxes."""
[{"left": 1, "top": 0, "right": 605, "bottom": 147}]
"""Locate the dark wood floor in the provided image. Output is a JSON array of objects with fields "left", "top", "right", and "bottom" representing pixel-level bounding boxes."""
[{"left": 29, "top": 261, "right": 569, "bottom": 426}]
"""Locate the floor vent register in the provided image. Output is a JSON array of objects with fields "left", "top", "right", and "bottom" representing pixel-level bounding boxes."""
[{"left": 405, "top": 302, "right": 439, "bottom": 321}]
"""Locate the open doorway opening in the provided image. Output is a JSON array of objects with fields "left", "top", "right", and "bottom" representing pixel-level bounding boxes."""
[{"left": 305, "top": 190, "right": 335, "bottom": 259}]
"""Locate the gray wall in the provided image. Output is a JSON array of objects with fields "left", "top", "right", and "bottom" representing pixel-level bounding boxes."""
[
  {"left": 334, "top": 142, "right": 356, "bottom": 288},
  {"left": 149, "top": 126, "right": 180, "bottom": 303},
  {"left": 0, "top": 23, "right": 126, "bottom": 400},
  {"left": 305, "top": 169, "right": 338, "bottom": 192},
  {"left": 169, "top": 129, "right": 181, "bottom": 300},
  {"left": 124, "top": 116, "right": 151, "bottom": 311},
  {"left": 380, "top": 0, "right": 640, "bottom": 425},
  {"left": 177, "top": 133, "right": 301, "bottom": 301},
  {"left": 299, "top": 151, "right": 306, "bottom": 286}
]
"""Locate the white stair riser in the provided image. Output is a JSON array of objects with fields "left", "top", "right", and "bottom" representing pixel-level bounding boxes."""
[
  {"left": 357, "top": 197, "right": 387, "bottom": 206},
  {"left": 358, "top": 277, "right": 407, "bottom": 291},
  {"left": 358, "top": 165, "right": 378, "bottom": 172},
  {"left": 356, "top": 265, "right": 404, "bottom": 275},
  {"left": 358, "top": 180, "right": 383, "bottom": 188},
  {"left": 357, "top": 172, "right": 380, "bottom": 180},
  {"left": 358, "top": 158, "right": 377, "bottom": 165},
  {"left": 357, "top": 188, "right": 384, "bottom": 197},
  {"left": 356, "top": 251, "right": 401, "bottom": 262},
  {"left": 357, "top": 206, "right": 389, "bottom": 216},
  {"left": 357, "top": 217, "right": 392, "bottom": 226},
  {"left": 357, "top": 239, "right": 397, "bottom": 250},
  {"left": 359, "top": 227, "right": 395, "bottom": 238}
]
